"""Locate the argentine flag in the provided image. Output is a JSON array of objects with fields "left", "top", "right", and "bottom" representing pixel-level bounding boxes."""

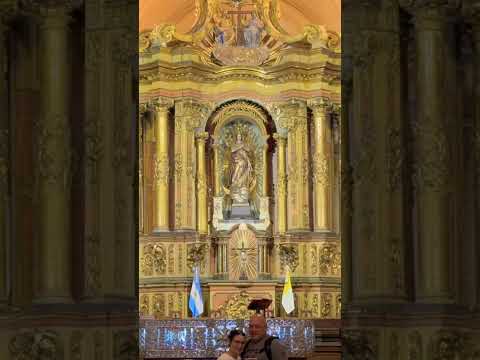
[
  {"left": 281, "top": 266, "right": 295, "bottom": 314},
  {"left": 189, "top": 266, "right": 204, "bottom": 317}
]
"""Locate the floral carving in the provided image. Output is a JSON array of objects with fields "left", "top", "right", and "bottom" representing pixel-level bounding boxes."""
[
  {"left": 278, "top": 244, "right": 299, "bottom": 272},
  {"left": 343, "top": 330, "right": 378, "bottom": 360},
  {"left": 212, "top": 290, "right": 254, "bottom": 319},
  {"left": 152, "top": 294, "right": 166, "bottom": 318},
  {"left": 312, "top": 153, "right": 329, "bottom": 186},
  {"left": 311, "top": 246, "right": 318, "bottom": 274},
  {"left": 187, "top": 243, "right": 208, "bottom": 272},
  {"left": 153, "top": 153, "right": 169, "bottom": 185},
  {"left": 430, "top": 330, "right": 476, "bottom": 360},
  {"left": 320, "top": 293, "right": 332, "bottom": 318},
  {"left": 35, "top": 118, "right": 71, "bottom": 185},
  {"left": 412, "top": 118, "right": 448, "bottom": 192},
  {"left": 140, "top": 294, "right": 150, "bottom": 317},
  {"left": 319, "top": 244, "right": 341, "bottom": 276},
  {"left": 168, "top": 244, "right": 175, "bottom": 273},
  {"left": 335, "top": 294, "right": 341, "bottom": 318},
  {"left": 9, "top": 330, "right": 58, "bottom": 360},
  {"left": 141, "top": 243, "right": 166, "bottom": 276}
]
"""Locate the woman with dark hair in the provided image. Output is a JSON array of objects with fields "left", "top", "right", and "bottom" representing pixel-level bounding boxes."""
[{"left": 217, "top": 329, "right": 246, "bottom": 360}]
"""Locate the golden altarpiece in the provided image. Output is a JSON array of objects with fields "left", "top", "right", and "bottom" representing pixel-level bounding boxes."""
[{"left": 138, "top": 0, "right": 341, "bottom": 322}]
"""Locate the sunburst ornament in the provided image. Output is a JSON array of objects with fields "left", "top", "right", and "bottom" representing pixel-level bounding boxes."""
[{"left": 229, "top": 224, "right": 257, "bottom": 280}]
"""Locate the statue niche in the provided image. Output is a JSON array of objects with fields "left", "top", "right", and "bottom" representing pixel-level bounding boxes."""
[{"left": 221, "top": 121, "right": 261, "bottom": 219}]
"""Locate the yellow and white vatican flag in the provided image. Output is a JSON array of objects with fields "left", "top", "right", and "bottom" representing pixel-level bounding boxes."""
[{"left": 281, "top": 266, "right": 295, "bottom": 314}]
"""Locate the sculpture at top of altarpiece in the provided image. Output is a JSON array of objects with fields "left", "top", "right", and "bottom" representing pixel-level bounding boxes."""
[{"left": 140, "top": 0, "right": 340, "bottom": 66}]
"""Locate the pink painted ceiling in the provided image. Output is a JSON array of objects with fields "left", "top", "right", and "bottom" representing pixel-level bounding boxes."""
[{"left": 139, "top": 0, "right": 341, "bottom": 34}]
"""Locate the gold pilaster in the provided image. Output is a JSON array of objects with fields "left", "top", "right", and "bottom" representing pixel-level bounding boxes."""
[
  {"left": 153, "top": 98, "right": 173, "bottom": 231},
  {"left": 195, "top": 132, "right": 209, "bottom": 234},
  {"left": 274, "top": 133, "right": 287, "bottom": 234},
  {"left": 275, "top": 100, "right": 309, "bottom": 231},
  {"left": 35, "top": 6, "right": 72, "bottom": 303},
  {"left": 413, "top": 6, "right": 451, "bottom": 301},
  {"left": 309, "top": 99, "right": 333, "bottom": 232}
]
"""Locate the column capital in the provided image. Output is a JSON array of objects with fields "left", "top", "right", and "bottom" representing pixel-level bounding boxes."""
[
  {"left": 400, "top": 0, "right": 460, "bottom": 28},
  {"left": 272, "top": 99, "right": 307, "bottom": 132},
  {"left": 150, "top": 97, "right": 174, "bottom": 114},
  {"left": 273, "top": 133, "right": 287, "bottom": 146},
  {"left": 0, "top": 1, "right": 18, "bottom": 24},
  {"left": 308, "top": 98, "right": 332, "bottom": 118},
  {"left": 195, "top": 131, "right": 209, "bottom": 143}
]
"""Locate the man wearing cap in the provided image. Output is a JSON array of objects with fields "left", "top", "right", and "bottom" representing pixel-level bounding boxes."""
[{"left": 241, "top": 314, "right": 288, "bottom": 360}]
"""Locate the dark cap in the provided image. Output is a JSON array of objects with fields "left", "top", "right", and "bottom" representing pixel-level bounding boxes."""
[{"left": 248, "top": 299, "right": 272, "bottom": 314}]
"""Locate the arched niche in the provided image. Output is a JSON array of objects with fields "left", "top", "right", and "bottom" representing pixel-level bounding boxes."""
[{"left": 205, "top": 100, "right": 276, "bottom": 233}]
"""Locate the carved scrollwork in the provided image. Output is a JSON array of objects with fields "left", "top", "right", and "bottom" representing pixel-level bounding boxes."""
[
  {"left": 412, "top": 119, "right": 449, "bottom": 192},
  {"left": 35, "top": 117, "right": 71, "bottom": 185},
  {"left": 319, "top": 244, "right": 341, "bottom": 276},
  {"left": 141, "top": 243, "right": 166, "bottom": 276},
  {"left": 140, "top": 294, "right": 150, "bottom": 317},
  {"left": 9, "top": 330, "right": 58, "bottom": 360},
  {"left": 273, "top": 100, "right": 307, "bottom": 133},
  {"left": 211, "top": 290, "right": 254, "bottom": 319},
  {"left": 153, "top": 153, "right": 169, "bottom": 186},
  {"left": 320, "top": 293, "right": 332, "bottom": 318},
  {"left": 430, "top": 330, "right": 476, "bottom": 360},
  {"left": 152, "top": 294, "right": 166, "bottom": 318},
  {"left": 342, "top": 330, "right": 378, "bottom": 360},
  {"left": 312, "top": 153, "right": 329, "bottom": 186},
  {"left": 278, "top": 244, "right": 299, "bottom": 272},
  {"left": 187, "top": 243, "right": 208, "bottom": 272}
]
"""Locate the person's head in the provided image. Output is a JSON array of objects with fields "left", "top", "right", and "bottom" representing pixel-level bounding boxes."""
[
  {"left": 228, "top": 329, "right": 246, "bottom": 355},
  {"left": 249, "top": 314, "right": 267, "bottom": 340},
  {"left": 236, "top": 133, "right": 242, "bottom": 141}
]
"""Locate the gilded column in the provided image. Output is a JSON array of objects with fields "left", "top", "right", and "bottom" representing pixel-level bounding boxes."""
[
  {"left": 35, "top": 4, "right": 73, "bottom": 302},
  {"left": 262, "top": 136, "right": 269, "bottom": 196},
  {"left": 212, "top": 137, "right": 222, "bottom": 196},
  {"left": 309, "top": 99, "right": 333, "bottom": 232},
  {"left": 174, "top": 99, "right": 209, "bottom": 231},
  {"left": 152, "top": 98, "right": 173, "bottom": 232},
  {"left": 195, "top": 132, "right": 209, "bottom": 234},
  {"left": 274, "top": 134, "right": 287, "bottom": 234},
  {"left": 411, "top": 4, "right": 452, "bottom": 301}
]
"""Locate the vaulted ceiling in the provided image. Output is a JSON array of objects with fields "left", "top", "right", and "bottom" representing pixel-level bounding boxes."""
[{"left": 139, "top": 0, "right": 341, "bottom": 34}]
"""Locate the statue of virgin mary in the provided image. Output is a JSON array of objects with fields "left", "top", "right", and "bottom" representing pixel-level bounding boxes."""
[{"left": 228, "top": 133, "right": 255, "bottom": 204}]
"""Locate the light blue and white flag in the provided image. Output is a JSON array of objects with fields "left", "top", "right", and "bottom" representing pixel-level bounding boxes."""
[{"left": 189, "top": 266, "right": 204, "bottom": 317}]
